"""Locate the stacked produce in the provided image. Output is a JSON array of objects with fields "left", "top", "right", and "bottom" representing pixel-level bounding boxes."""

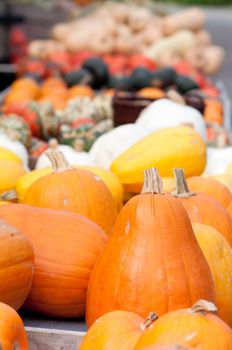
[{"left": 0, "top": 2, "right": 231, "bottom": 348}]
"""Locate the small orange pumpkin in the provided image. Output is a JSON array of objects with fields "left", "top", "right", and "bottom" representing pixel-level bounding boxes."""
[
  {"left": 137, "top": 87, "right": 166, "bottom": 99},
  {"left": 69, "top": 85, "right": 95, "bottom": 99},
  {"left": 172, "top": 169, "right": 232, "bottom": 246},
  {"left": 135, "top": 301, "right": 232, "bottom": 350},
  {"left": 0, "top": 302, "right": 29, "bottom": 348},
  {"left": 187, "top": 176, "right": 232, "bottom": 210},
  {"left": 23, "top": 151, "right": 117, "bottom": 234}
]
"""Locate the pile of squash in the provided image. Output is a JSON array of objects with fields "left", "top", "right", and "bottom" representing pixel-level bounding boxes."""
[
  {"left": 0, "top": 123, "right": 232, "bottom": 348},
  {"left": 28, "top": 3, "right": 224, "bottom": 76}
]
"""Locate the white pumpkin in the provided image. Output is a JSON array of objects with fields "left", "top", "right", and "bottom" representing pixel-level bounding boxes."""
[
  {"left": 205, "top": 146, "right": 232, "bottom": 175},
  {"left": 36, "top": 140, "right": 94, "bottom": 169},
  {"left": 136, "top": 99, "right": 207, "bottom": 141},
  {"left": 0, "top": 134, "right": 29, "bottom": 166},
  {"left": 89, "top": 124, "right": 150, "bottom": 169}
]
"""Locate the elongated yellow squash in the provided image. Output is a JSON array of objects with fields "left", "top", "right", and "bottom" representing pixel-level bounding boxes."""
[{"left": 111, "top": 126, "right": 206, "bottom": 185}]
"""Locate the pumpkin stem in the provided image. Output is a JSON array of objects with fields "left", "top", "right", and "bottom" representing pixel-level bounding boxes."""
[
  {"left": 46, "top": 151, "right": 73, "bottom": 173},
  {"left": 172, "top": 168, "right": 196, "bottom": 198},
  {"left": 49, "top": 138, "right": 59, "bottom": 150},
  {"left": 190, "top": 300, "right": 218, "bottom": 315},
  {"left": 0, "top": 189, "right": 18, "bottom": 201},
  {"left": 141, "top": 168, "right": 164, "bottom": 194},
  {"left": 140, "top": 312, "right": 158, "bottom": 331}
]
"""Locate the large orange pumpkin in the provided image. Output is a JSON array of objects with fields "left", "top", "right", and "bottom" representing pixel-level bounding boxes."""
[
  {"left": 172, "top": 169, "right": 232, "bottom": 246},
  {"left": 0, "top": 220, "right": 34, "bottom": 310},
  {"left": 80, "top": 311, "right": 157, "bottom": 350},
  {"left": 86, "top": 168, "right": 215, "bottom": 326},
  {"left": 135, "top": 300, "right": 232, "bottom": 350},
  {"left": 0, "top": 302, "right": 29, "bottom": 349},
  {"left": 192, "top": 223, "right": 232, "bottom": 326},
  {"left": 140, "top": 346, "right": 198, "bottom": 350},
  {"left": 23, "top": 151, "right": 117, "bottom": 234},
  {"left": 187, "top": 176, "right": 232, "bottom": 210},
  {"left": 0, "top": 204, "right": 108, "bottom": 318}
]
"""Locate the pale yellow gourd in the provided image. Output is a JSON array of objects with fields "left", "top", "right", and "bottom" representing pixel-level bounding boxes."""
[
  {"left": 111, "top": 126, "right": 206, "bottom": 187},
  {"left": 0, "top": 146, "right": 22, "bottom": 164},
  {"left": 193, "top": 222, "right": 232, "bottom": 326}
]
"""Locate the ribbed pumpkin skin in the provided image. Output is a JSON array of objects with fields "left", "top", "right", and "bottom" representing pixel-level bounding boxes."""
[
  {"left": 80, "top": 310, "right": 145, "bottom": 350},
  {"left": 0, "top": 221, "right": 34, "bottom": 310},
  {"left": 0, "top": 159, "right": 25, "bottom": 195},
  {"left": 0, "top": 302, "right": 29, "bottom": 349},
  {"left": 134, "top": 306, "right": 232, "bottom": 350},
  {"left": 111, "top": 127, "right": 206, "bottom": 185},
  {"left": 187, "top": 177, "right": 232, "bottom": 209},
  {"left": 0, "top": 204, "right": 108, "bottom": 318},
  {"left": 140, "top": 346, "right": 197, "bottom": 350},
  {"left": 193, "top": 223, "right": 232, "bottom": 326},
  {"left": 175, "top": 192, "right": 232, "bottom": 247},
  {"left": 23, "top": 168, "right": 117, "bottom": 234},
  {"left": 86, "top": 193, "right": 215, "bottom": 326}
]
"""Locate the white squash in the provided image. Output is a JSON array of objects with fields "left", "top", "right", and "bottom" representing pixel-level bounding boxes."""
[
  {"left": 136, "top": 99, "right": 207, "bottom": 141},
  {"left": 0, "top": 134, "right": 28, "bottom": 166},
  {"left": 36, "top": 139, "right": 94, "bottom": 169},
  {"left": 89, "top": 124, "right": 150, "bottom": 170},
  {"left": 205, "top": 146, "right": 232, "bottom": 175}
]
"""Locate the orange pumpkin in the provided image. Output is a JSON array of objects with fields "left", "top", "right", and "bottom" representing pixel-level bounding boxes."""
[
  {"left": 86, "top": 168, "right": 215, "bottom": 326},
  {"left": 135, "top": 300, "right": 232, "bottom": 350},
  {"left": 0, "top": 204, "right": 108, "bottom": 317},
  {"left": 0, "top": 302, "right": 29, "bottom": 348},
  {"left": 23, "top": 151, "right": 117, "bottom": 234},
  {"left": 40, "top": 77, "right": 67, "bottom": 96},
  {"left": 69, "top": 85, "right": 95, "bottom": 99},
  {"left": 80, "top": 311, "right": 157, "bottom": 350},
  {"left": 172, "top": 169, "right": 232, "bottom": 246},
  {"left": 140, "top": 346, "right": 197, "bottom": 350},
  {"left": 0, "top": 220, "right": 34, "bottom": 310},
  {"left": 10, "top": 77, "right": 40, "bottom": 97},
  {"left": 137, "top": 88, "right": 166, "bottom": 99},
  {"left": 187, "top": 176, "right": 232, "bottom": 210},
  {"left": 204, "top": 98, "right": 223, "bottom": 125}
]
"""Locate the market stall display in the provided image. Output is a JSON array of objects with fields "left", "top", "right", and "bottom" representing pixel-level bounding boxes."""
[{"left": 0, "top": 1, "right": 232, "bottom": 349}]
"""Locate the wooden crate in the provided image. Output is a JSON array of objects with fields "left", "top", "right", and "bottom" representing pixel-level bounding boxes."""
[{"left": 26, "top": 327, "right": 85, "bottom": 350}]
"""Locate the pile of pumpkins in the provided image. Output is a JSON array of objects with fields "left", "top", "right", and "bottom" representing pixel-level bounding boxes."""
[
  {"left": 1, "top": 123, "right": 232, "bottom": 348},
  {"left": 28, "top": 3, "right": 224, "bottom": 76}
]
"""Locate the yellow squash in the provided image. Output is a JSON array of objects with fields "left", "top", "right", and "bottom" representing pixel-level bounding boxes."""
[
  {"left": 0, "top": 146, "right": 22, "bottom": 164},
  {"left": 16, "top": 167, "right": 52, "bottom": 202},
  {"left": 193, "top": 222, "right": 232, "bottom": 326},
  {"left": 111, "top": 126, "right": 206, "bottom": 185},
  {"left": 0, "top": 160, "right": 25, "bottom": 195}
]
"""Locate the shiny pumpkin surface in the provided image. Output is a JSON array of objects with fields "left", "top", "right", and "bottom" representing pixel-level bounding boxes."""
[
  {"left": 135, "top": 303, "right": 232, "bottom": 350},
  {"left": 193, "top": 223, "right": 232, "bottom": 325},
  {"left": 0, "top": 302, "right": 29, "bottom": 349},
  {"left": 111, "top": 127, "right": 206, "bottom": 185},
  {"left": 0, "top": 204, "right": 108, "bottom": 318},
  {"left": 0, "top": 221, "right": 34, "bottom": 310},
  {"left": 86, "top": 169, "right": 215, "bottom": 326}
]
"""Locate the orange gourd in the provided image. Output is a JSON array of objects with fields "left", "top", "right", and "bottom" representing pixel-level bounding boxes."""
[
  {"left": 140, "top": 346, "right": 197, "bottom": 350},
  {"left": 137, "top": 88, "right": 166, "bottom": 99},
  {"left": 187, "top": 176, "right": 232, "bottom": 210},
  {"left": 172, "top": 169, "right": 232, "bottom": 246},
  {"left": 23, "top": 151, "right": 117, "bottom": 234},
  {"left": 86, "top": 168, "right": 215, "bottom": 326},
  {"left": 69, "top": 85, "right": 95, "bottom": 99},
  {"left": 193, "top": 223, "right": 232, "bottom": 326},
  {"left": 80, "top": 311, "right": 157, "bottom": 350},
  {"left": 0, "top": 302, "right": 29, "bottom": 349},
  {"left": 0, "top": 220, "right": 34, "bottom": 310},
  {"left": 0, "top": 204, "right": 108, "bottom": 318},
  {"left": 135, "top": 300, "right": 232, "bottom": 350}
]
